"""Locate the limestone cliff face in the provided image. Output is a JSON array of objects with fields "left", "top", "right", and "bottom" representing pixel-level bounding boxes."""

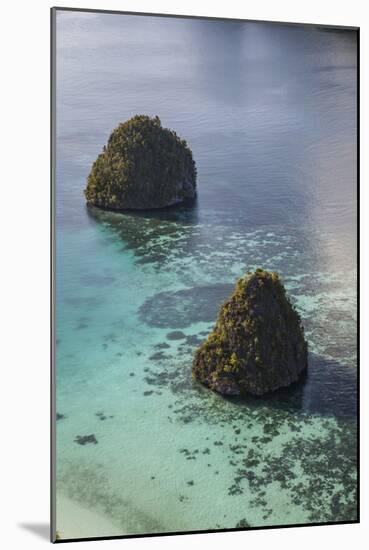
[
  {"left": 192, "top": 269, "right": 308, "bottom": 396},
  {"left": 84, "top": 115, "right": 197, "bottom": 210}
]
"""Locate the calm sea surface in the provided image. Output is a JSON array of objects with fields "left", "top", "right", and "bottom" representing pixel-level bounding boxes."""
[{"left": 55, "top": 12, "right": 357, "bottom": 537}]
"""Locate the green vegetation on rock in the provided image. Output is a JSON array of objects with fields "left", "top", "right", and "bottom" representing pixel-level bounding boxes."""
[
  {"left": 84, "top": 115, "right": 197, "bottom": 210},
  {"left": 192, "top": 269, "right": 308, "bottom": 396}
]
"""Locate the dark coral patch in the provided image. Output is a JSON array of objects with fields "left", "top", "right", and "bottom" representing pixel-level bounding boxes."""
[
  {"left": 74, "top": 434, "right": 98, "bottom": 445},
  {"left": 166, "top": 331, "right": 186, "bottom": 340},
  {"left": 235, "top": 519, "right": 251, "bottom": 528},
  {"left": 139, "top": 284, "right": 233, "bottom": 329},
  {"left": 154, "top": 342, "right": 171, "bottom": 350}
]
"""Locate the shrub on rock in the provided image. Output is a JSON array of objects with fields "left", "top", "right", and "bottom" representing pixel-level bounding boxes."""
[{"left": 84, "top": 115, "right": 197, "bottom": 210}]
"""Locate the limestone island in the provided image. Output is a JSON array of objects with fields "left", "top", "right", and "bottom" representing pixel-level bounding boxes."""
[
  {"left": 84, "top": 115, "right": 197, "bottom": 210},
  {"left": 192, "top": 269, "right": 308, "bottom": 396}
]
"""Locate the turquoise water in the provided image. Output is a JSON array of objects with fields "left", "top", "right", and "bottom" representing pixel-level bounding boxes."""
[{"left": 54, "top": 12, "right": 357, "bottom": 537}]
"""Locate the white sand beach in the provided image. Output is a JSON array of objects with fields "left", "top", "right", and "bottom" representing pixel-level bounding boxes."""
[{"left": 56, "top": 495, "right": 125, "bottom": 540}]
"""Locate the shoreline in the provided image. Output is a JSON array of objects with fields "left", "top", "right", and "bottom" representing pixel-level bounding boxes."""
[{"left": 56, "top": 494, "right": 125, "bottom": 540}]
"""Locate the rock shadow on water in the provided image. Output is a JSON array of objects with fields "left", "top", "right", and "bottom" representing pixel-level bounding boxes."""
[
  {"left": 224, "top": 353, "right": 357, "bottom": 419},
  {"left": 87, "top": 198, "right": 199, "bottom": 226}
]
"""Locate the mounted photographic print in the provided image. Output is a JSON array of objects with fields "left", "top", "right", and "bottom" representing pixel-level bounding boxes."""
[{"left": 51, "top": 7, "right": 359, "bottom": 542}]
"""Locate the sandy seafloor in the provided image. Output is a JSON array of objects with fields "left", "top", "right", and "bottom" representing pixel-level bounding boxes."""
[{"left": 54, "top": 12, "right": 358, "bottom": 539}]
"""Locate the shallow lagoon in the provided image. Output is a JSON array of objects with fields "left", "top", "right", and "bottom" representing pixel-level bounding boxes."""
[{"left": 55, "top": 12, "right": 357, "bottom": 537}]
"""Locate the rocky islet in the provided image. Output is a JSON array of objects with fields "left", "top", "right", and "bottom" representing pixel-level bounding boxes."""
[{"left": 192, "top": 269, "right": 308, "bottom": 396}]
